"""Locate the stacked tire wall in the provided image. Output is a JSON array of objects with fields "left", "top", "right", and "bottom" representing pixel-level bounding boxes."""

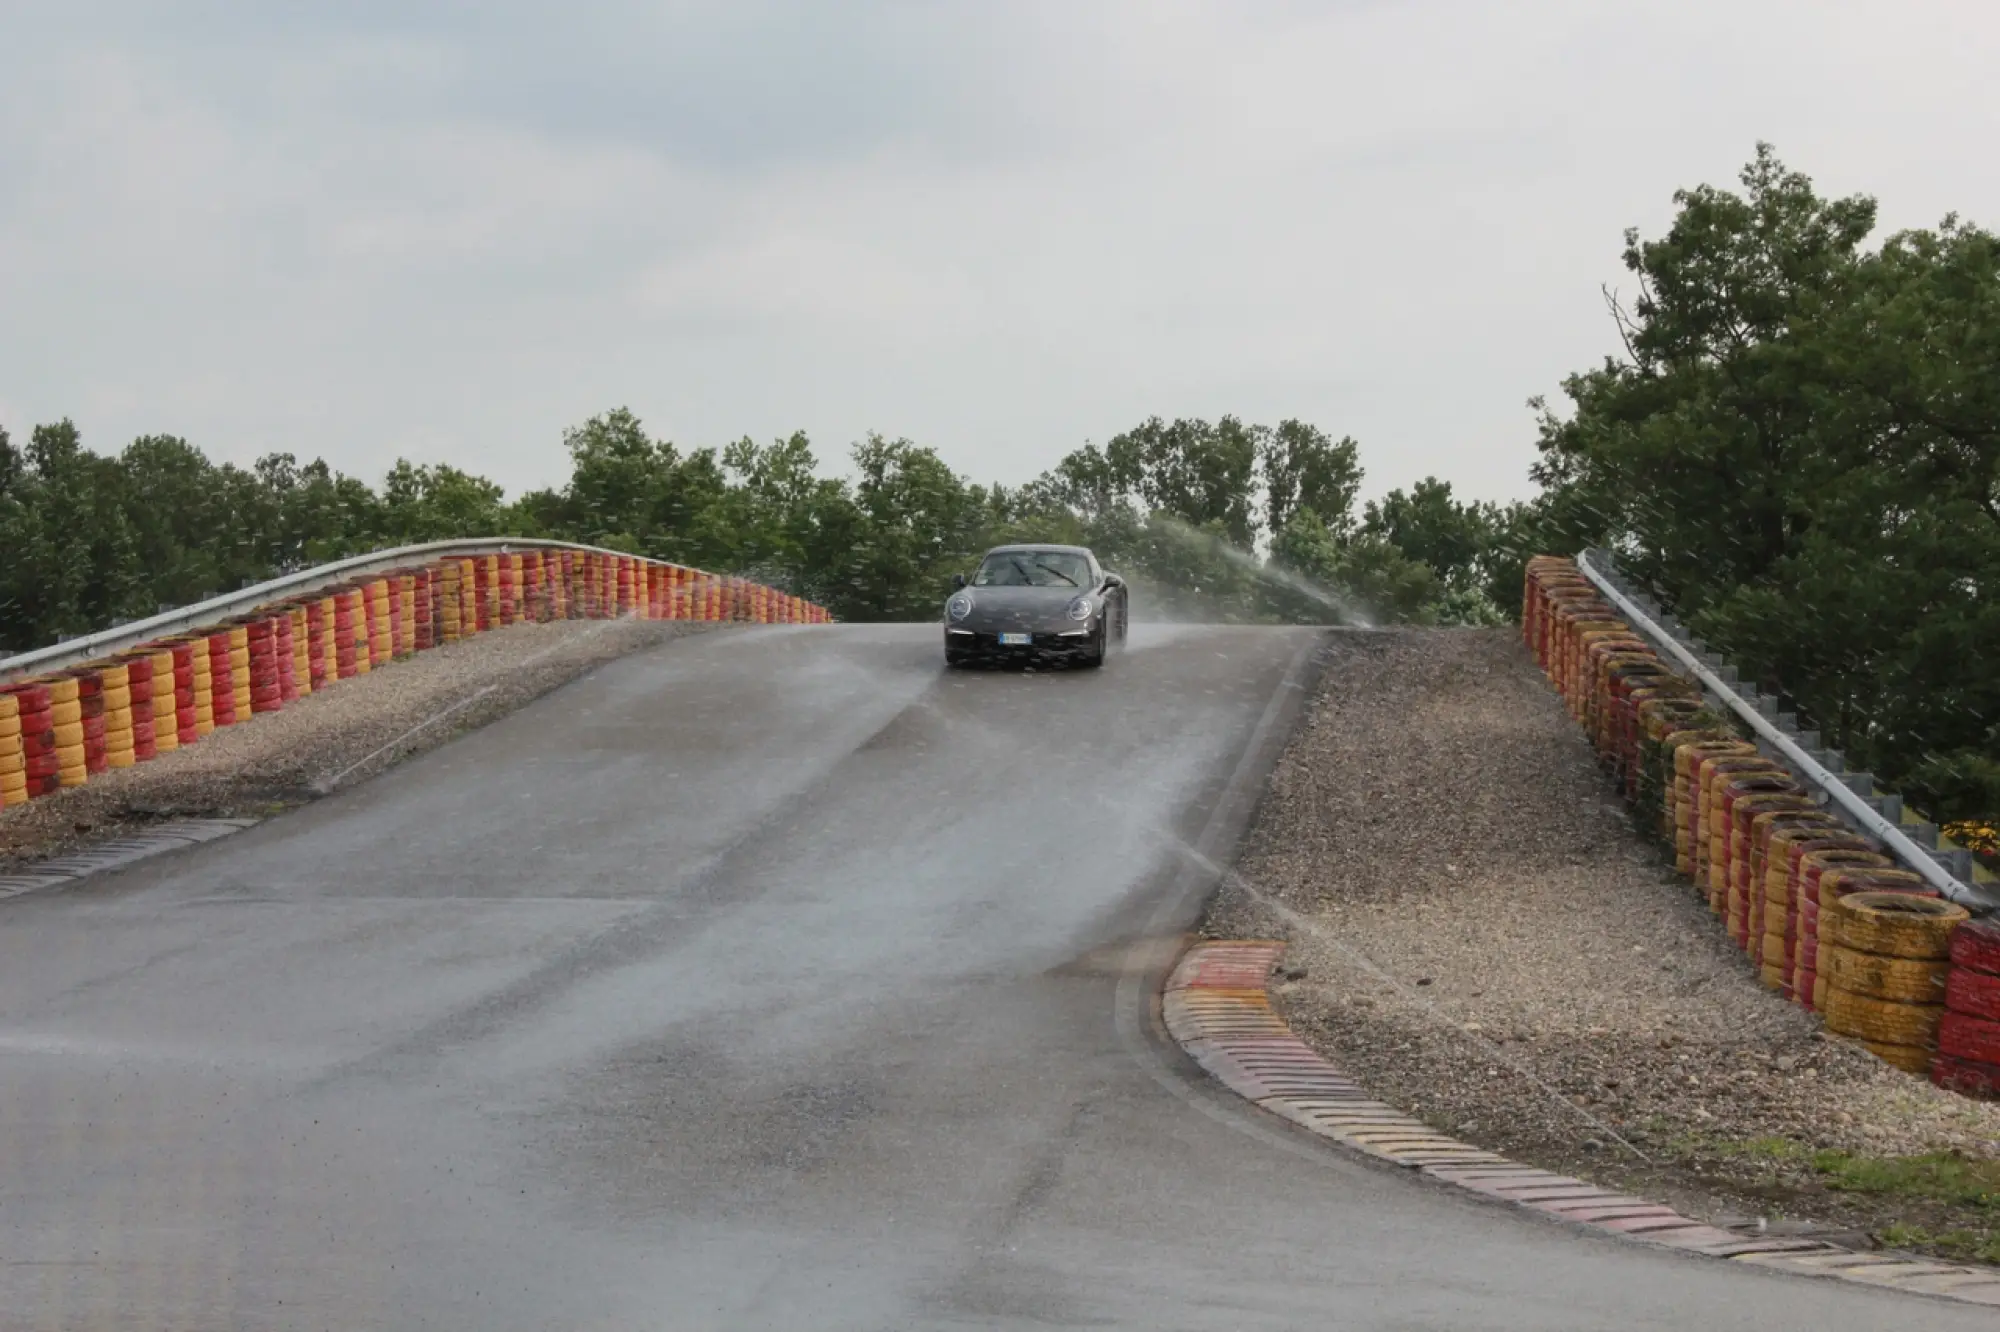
[
  {"left": 1523, "top": 555, "right": 1999, "bottom": 1097},
  {"left": 0, "top": 549, "right": 830, "bottom": 812}
]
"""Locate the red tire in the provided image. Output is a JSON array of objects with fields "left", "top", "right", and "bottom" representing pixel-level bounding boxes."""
[
  {"left": 1939, "top": 1010, "right": 2000, "bottom": 1065},
  {"left": 1951, "top": 919, "right": 2000, "bottom": 977},
  {"left": 1933, "top": 1052, "right": 2000, "bottom": 1099},
  {"left": 1946, "top": 967, "right": 2000, "bottom": 1023}
]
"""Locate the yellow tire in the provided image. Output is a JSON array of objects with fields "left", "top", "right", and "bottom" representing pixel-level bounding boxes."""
[
  {"left": 1823, "top": 944, "right": 1949, "bottom": 1004},
  {"left": 1861, "top": 1039, "right": 1934, "bottom": 1076},
  {"left": 1826, "top": 892, "right": 1967, "bottom": 960},
  {"left": 0, "top": 715, "right": 19, "bottom": 740},
  {"left": 1822, "top": 985, "right": 1942, "bottom": 1047},
  {"left": 52, "top": 720, "right": 84, "bottom": 748}
]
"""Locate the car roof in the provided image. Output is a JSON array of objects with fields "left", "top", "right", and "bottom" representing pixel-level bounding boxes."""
[{"left": 980, "top": 544, "right": 1094, "bottom": 557}]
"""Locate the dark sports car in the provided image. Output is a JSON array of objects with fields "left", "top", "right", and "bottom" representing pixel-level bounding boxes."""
[{"left": 942, "top": 544, "right": 1129, "bottom": 668}]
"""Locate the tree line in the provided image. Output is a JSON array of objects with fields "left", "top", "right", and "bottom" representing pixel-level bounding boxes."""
[{"left": 0, "top": 411, "right": 1522, "bottom": 653}]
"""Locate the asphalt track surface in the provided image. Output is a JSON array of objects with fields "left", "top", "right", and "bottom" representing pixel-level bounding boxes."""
[{"left": 0, "top": 624, "right": 1987, "bottom": 1330}]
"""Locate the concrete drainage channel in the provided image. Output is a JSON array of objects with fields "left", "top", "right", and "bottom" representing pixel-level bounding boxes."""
[
  {"left": 0, "top": 817, "right": 259, "bottom": 899},
  {"left": 1166, "top": 939, "right": 2000, "bottom": 1306}
]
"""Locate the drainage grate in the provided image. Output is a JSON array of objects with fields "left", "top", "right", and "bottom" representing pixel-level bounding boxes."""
[{"left": 0, "top": 818, "right": 258, "bottom": 899}]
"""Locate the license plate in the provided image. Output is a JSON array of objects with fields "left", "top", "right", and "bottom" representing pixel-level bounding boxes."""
[{"left": 997, "top": 632, "right": 1032, "bottom": 646}]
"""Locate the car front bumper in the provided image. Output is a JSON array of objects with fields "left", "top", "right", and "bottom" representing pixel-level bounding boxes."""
[{"left": 945, "top": 625, "right": 1095, "bottom": 656}]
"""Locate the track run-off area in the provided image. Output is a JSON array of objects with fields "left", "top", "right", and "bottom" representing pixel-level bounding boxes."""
[{"left": 1, "top": 624, "right": 1987, "bottom": 1330}]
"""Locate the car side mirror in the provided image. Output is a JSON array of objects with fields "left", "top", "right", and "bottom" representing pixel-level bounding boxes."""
[
  {"left": 1102, "top": 573, "right": 1124, "bottom": 590},
  {"left": 951, "top": 573, "right": 967, "bottom": 590}
]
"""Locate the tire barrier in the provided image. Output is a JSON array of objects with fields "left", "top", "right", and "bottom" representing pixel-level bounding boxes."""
[
  {"left": 0, "top": 689, "right": 24, "bottom": 808},
  {"left": 1819, "top": 891, "right": 1967, "bottom": 1074},
  {"left": 0, "top": 545, "right": 829, "bottom": 816},
  {"left": 1523, "top": 554, "right": 2000, "bottom": 1095}
]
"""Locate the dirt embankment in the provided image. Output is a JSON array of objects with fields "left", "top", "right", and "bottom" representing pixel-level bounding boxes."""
[
  {"left": 1, "top": 619, "right": 714, "bottom": 872},
  {"left": 1204, "top": 628, "right": 2000, "bottom": 1259}
]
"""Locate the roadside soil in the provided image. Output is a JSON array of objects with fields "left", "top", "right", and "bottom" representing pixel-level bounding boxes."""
[
  {"left": 1, "top": 618, "right": 718, "bottom": 871},
  {"left": 1202, "top": 627, "right": 2000, "bottom": 1262}
]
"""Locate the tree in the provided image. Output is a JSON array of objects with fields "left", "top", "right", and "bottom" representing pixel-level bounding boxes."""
[
  {"left": 834, "top": 435, "right": 987, "bottom": 621},
  {"left": 1364, "top": 478, "right": 1488, "bottom": 587},
  {"left": 1269, "top": 508, "right": 1437, "bottom": 625},
  {"left": 1527, "top": 144, "right": 2000, "bottom": 820},
  {"left": 1104, "top": 415, "right": 1262, "bottom": 547},
  {"left": 379, "top": 461, "right": 512, "bottom": 544},
  {"left": 1262, "top": 421, "right": 1362, "bottom": 541}
]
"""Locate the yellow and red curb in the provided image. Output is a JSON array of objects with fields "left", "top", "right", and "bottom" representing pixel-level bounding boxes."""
[{"left": 1168, "top": 939, "right": 2000, "bottom": 1306}]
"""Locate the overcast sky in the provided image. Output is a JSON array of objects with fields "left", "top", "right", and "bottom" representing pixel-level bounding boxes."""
[{"left": 4, "top": 2, "right": 1997, "bottom": 505}]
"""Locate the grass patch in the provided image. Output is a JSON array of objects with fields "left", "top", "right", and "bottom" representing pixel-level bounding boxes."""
[
  {"left": 1710, "top": 1136, "right": 1808, "bottom": 1162},
  {"left": 1878, "top": 1222, "right": 2000, "bottom": 1265},
  {"left": 1809, "top": 1151, "right": 2000, "bottom": 1208},
  {"left": 1691, "top": 1136, "right": 2000, "bottom": 1207}
]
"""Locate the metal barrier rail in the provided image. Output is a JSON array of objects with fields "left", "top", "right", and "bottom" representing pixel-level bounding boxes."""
[
  {"left": 1575, "top": 547, "right": 1988, "bottom": 909},
  {"left": 0, "top": 538, "right": 699, "bottom": 683}
]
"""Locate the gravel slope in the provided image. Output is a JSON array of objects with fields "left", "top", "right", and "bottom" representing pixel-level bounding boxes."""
[
  {"left": 1203, "top": 627, "right": 2000, "bottom": 1250},
  {"left": 0, "top": 618, "right": 717, "bottom": 871}
]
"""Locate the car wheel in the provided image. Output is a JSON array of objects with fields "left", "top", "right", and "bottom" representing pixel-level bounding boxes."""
[{"left": 1080, "top": 618, "right": 1107, "bottom": 669}]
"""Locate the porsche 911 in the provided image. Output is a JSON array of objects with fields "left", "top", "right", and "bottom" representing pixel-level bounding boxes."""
[{"left": 942, "top": 544, "right": 1128, "bottom": 668}]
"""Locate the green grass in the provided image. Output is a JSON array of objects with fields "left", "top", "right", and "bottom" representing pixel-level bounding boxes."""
[
  {"left": 1877, "top": 1222, "right": 2000, "bottom": 1264},
  {"left": 1690, "top": 1136, "right": 2000, "bottom": 1206},
  {"left": 1808, "top": 1151, "right": 2000, "bottom": 1208},
  {"left": 1638, "top": 1134, "right": 2000, "bottom": 1263},
  {"left": 1708, "top": 1136, "right": 1807, "bottom": 1162}
]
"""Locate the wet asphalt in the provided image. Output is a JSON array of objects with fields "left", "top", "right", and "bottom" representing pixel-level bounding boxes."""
[{"left": 0, "top": 623, "right": 1988, "bottom": 1330}]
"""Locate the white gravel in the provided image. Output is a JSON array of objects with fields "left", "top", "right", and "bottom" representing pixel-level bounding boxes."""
[{"left": 1202, "top": 627, "right": 2000, "bottom": 1245}]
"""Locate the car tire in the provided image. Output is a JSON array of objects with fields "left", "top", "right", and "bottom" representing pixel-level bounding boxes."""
[{"left": 1080, "top": 619, "right": 1107, "bottom": 669}]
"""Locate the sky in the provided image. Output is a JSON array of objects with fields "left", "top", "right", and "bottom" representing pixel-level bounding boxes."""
[{"left": 3, "top": 1, "right": 1999, "bottom": 506}]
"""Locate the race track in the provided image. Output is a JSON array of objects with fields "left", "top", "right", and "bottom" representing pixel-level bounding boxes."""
[{"left": 0, "top": 625, "right": 1982, "bottom": 1330}]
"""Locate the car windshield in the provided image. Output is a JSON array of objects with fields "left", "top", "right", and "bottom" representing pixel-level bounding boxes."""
[{"left": 971, "top": 551, "right": 1090, "bottom": 588}]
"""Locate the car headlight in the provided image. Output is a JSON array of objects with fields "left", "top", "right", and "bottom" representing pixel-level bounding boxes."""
[
  {"left": 1066, "top": 596, "right": 1094, "bottom": 622},
  {"left": 947, "top": 594, "right": 974, "bottom": 622}
]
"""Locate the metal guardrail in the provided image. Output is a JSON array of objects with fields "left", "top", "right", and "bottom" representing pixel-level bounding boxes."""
[
  {"left": 1575, "top": 548, "right": 1990, "bottom": 911},
  {"left": 0, "top": 538, "right": 705, "bottom": 684}
]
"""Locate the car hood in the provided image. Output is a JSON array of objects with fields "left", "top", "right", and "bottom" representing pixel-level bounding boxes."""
[{"left": 950, "top": 585, "right": 1089, "bottom": 630}]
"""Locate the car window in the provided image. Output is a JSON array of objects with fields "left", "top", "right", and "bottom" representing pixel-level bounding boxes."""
[{"left": 972, "top": 551, "right": 1090, "bottom": 588}]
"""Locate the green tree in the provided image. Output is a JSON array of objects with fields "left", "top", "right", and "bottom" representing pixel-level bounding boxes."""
[
  {"left": 1262, "top": 421, "right": 1362, "bottom": 540},
  {"left": 1104, "top": 415, "right": 1262, "bottom": 547},
  {"left": 379, "top": 460, "right": 513, "bottom": 544},
  {"left": 1528, "top": 144, "right": 2000, "bottom": 819},
  {"left": 1269, "top": 508, "right": 1437, "bottom": 625},
  {"left": 835, "top": 435, "right": 986, "bottom": 620}
]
